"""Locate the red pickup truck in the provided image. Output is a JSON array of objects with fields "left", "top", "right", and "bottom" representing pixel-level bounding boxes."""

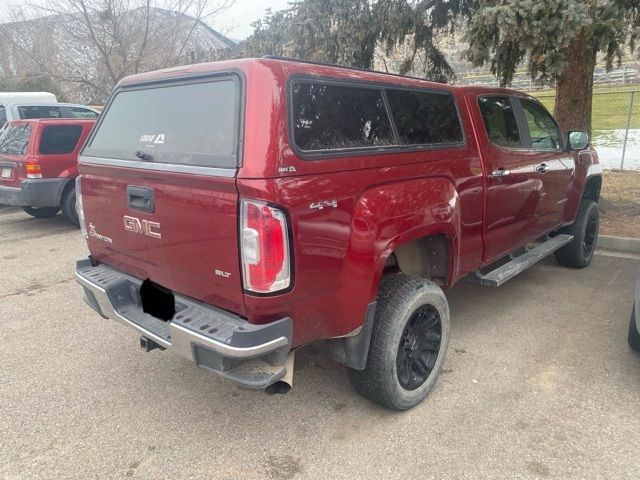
[
  {"left": 0, "top": 118, "right": 96, "bottom": 225},
  {"left": 74, "top": 57, "right": 602, "bottom": 410}
]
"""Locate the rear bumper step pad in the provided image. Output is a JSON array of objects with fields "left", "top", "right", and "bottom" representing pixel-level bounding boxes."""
[{"left": 75, "top": 257, "right": 292, "bottom": 388}]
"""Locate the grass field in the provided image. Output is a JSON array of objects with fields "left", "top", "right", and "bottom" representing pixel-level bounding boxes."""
[{"left": 532, "top": 84, "right": 640, "bottom": 131}]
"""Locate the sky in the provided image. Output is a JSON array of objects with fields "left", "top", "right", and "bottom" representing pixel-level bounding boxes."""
[
  {"left": 0, "top": 0, "right": 291, "bottom": 39},
  {"left": 214, "top": 0, "right": 290, "bottom": 40}
]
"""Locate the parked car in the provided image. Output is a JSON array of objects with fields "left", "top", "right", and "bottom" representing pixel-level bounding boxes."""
[
  {"left": 74, "top": 57, "right": 602, "bottom": 410},
  {"left": 629, "top": 274, "right": 640, "bottom": 351},
  {"left": 0, "top": 92, "right": 99, "bottom": 127},
  {"left": 0, "top": 118, "right": 96, "bottom": 225}
]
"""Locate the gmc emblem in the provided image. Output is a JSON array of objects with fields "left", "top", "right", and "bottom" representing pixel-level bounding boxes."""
[{"left": 123, "top": 215, "right": 162, "bottom": 239}]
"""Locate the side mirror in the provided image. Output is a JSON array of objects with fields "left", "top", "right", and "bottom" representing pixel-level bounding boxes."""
[{"left": 568, "top": 131, "right": 589, "bottom": 151}]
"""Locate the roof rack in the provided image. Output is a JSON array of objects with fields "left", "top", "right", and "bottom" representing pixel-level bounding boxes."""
[{"left": 260, "top": 55, "right": 443, "bottom": 84}]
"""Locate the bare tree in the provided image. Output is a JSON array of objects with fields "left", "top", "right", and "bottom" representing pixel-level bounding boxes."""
[{"left": 0, "top": 0, "right": 234, "bottom": 102}]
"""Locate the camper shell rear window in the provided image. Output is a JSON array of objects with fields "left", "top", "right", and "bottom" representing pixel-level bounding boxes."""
[{"left": 83, "top": 75, "right": 241, "bottom": 168}]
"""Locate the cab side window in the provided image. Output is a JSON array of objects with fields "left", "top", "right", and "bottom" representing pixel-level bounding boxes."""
[
  {"left": 478, "top": 96, "right": 521, "bottom": 148},
  {"left": 520, "top": 99, "right": 562, "bottom": 151}
]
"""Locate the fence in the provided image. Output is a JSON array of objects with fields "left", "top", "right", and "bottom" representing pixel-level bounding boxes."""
[
  {"left": 460, "top": 63, "right": 639, "bottom": 90},
  {"left": 535, "top": 90, "right": 640, "bottom": 171}
]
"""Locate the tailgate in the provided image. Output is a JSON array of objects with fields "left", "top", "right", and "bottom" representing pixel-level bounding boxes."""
[{"left": 79, "top": 73, "right": 245, "bottom": 315}]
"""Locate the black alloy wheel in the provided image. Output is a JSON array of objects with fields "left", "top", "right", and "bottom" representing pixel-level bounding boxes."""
[{"left": 396, "top": 305, "right": 442, "bottom": 390}]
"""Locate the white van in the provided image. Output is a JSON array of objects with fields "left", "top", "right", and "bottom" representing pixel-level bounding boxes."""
[{"left": 0, "top": 92, "right": 99, "bottom": 127}]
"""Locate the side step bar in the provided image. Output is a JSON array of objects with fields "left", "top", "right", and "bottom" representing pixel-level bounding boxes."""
[{"left": 472, "top": 234, "right": 574, "bottom": 287}]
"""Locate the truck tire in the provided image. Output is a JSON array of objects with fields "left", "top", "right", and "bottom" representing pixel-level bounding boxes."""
[
  {"left": 61, "top": 185, "right": 79, "bottom": 227},
  {"left": 554, "top": 200, "right": 599, "bottom": 268},
  {"left": 629, "top": 305, "right": 640, "bottom": 351},
  {"left": 348, "top": 273, "right": 450, "bottom": 410},
  {"left": 22, "top": 206, "right": 60, "bottom": 218}
]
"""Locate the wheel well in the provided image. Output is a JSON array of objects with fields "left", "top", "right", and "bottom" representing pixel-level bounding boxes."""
[
  {"left": 61, "top": 178, "right": 75, "bottom": 199},
  {"left": 385, "top": 234, "right": 449, "bottom": 285},
  {"left": 582, "top": 176, "right": 602, "bottom": 203}
]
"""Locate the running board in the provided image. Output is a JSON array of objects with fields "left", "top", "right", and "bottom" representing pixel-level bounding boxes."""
[{"left": 472, "top": 234, "right": 574, "bottom": 287}]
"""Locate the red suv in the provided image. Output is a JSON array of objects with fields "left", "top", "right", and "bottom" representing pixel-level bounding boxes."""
[
  {"left": 74, "top": 57, "right": 601, "bottom": 410},
  {"left": 0, "top": 118, "right": 95, "bottom": 226}
]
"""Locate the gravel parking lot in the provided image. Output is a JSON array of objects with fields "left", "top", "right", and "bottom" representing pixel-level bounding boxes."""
[{"left": 2, "top": 205, "right": 639, "bottom": 480}]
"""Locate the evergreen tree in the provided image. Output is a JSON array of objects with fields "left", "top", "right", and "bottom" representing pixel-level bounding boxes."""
[
  {"left": 238, "top": 0, "right": 640, "bottom": 133},
  {"left": 463, "top": 0, "right": 640, "bottom": 132}
]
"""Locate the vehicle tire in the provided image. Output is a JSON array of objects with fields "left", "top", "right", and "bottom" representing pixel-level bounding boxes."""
[
  {"left": 348, "top": 273, "right": 450, "bottom": 411},
  {"left": 61, "top": 185, "right": 79, "bottom": 227},
  {"left": 554, "top": 199, "right": 599, "bottom": 268},
  {"left": 628, "top": 305, "right": 640, "bottom": 351},
  {"left": 22, "top": 206, "right": 60, "bottom": 218}
]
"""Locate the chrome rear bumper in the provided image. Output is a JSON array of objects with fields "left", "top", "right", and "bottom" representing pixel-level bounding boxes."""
[{"left": 75, "top": 257, "right": 292, "bottom": 388}]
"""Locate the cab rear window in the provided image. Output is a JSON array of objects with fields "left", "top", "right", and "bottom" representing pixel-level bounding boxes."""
[
  {"left": 0, "top": 124, "right": 31, "bottom": 155},
  {"left": 83, "top": 78, "right": 240, "bottom": 168}
]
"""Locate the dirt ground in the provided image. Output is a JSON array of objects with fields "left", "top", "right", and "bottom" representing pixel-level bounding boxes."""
[{"left": 600, "top": 170, "right": 640, "bottom": 238}]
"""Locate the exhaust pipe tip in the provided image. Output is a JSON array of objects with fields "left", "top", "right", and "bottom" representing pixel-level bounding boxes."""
[
  {"left": 265, "top": 380, "right": 292, "bottom": 395},
  {"left": 265, "top": 350, "right": 294, "bottom": 395}
]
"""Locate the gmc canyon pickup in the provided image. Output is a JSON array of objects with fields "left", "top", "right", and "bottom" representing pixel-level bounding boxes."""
[{"left": 74, "top": 57, "right": 602, "bottom": 410}]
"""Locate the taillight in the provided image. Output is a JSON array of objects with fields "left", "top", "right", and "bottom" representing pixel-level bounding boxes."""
[
  {"left": 25, "top": 160, "right": 42, "bottom": 179},
  {"left": 76, "top": 176, "right": 88, "bottom": 239},
  {"left": 240, "top": 199, "right": 291, "bottom": 294}
]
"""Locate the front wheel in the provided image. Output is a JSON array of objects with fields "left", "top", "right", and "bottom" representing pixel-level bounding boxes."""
[
  {"left": 348, "top": 274, "right": 450, "bottom": 411},
  {"left": 554, "top": 199, "right": 599, "bottom": 268},
  {"left": 22, "top": 206, "right": 60, "bottom": 218}
]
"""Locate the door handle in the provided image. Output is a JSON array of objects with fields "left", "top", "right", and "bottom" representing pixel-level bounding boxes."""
[
  {"left": 127, "top": 185, "right": 155, "bottom": 213},
  {"left": 536, "top": 163, "right": 550, "bottom": 174},
  {"left": 491, "top": 168, "right": 510, "bottom": 178}
]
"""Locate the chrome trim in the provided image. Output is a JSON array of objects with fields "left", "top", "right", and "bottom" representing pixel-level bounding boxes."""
[
  {"left": 75, "top": 269, "right": 288, "bottom": 361},
  {"left": 79, "top": 155, "right": 237, "bottom": 178},
  {"left": 536, "top": 163, "right": 550, "bottom": 174},
  {"left": 74, "top": 270, "right": 171, "bottom": 348},
  {"left": 170, "top": 323, "right": 288, "bottom": 359},
  {"left": 491, "top": 168, "right": 510, "bottom": 178}
]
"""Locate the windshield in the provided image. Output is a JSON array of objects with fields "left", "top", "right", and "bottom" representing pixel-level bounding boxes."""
[
  {"left": 0, "top": 123, "right": 31, "bottom": 155},
  {"left": 83, "top": 78, "right": 240, "bottom": 168}
]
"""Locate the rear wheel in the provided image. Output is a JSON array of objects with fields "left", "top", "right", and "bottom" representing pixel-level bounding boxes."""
[
  {"left": 22, "top": 206, "right": 59, "bottom": 218},
  {"left": 348, "top": 274, "right": 450, "bottom": 410},
  {"left": 628, "top": 305, "right": 640, "bottom": 351},
  {"left": 554, "top": 199, "right": 599, "bottom": 268},
  {"left": 61, "top": 185, "right": 79, "bottom": 227}
]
